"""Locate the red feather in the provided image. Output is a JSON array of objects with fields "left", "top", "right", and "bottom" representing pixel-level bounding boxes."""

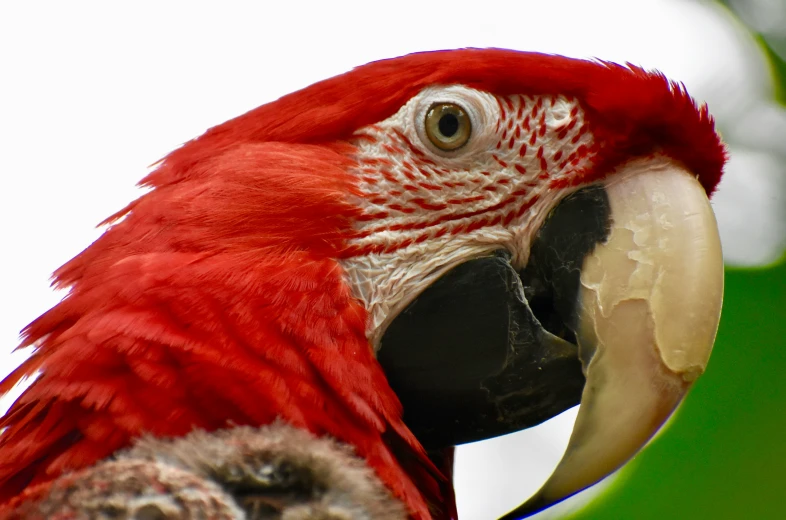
[
  {"left": 0, "top": 49, "right": 726, "bottom": 519},
  {"left": 139, "top": 48, "right": 724, "bottom": 197},
  {"left": 0, "top": 143, "right": 440, "bottom": 518}
]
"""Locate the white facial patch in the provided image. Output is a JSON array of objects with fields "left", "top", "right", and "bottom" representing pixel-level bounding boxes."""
[{"left": 340, "top": 86, "right": 597, "bottom": 347}]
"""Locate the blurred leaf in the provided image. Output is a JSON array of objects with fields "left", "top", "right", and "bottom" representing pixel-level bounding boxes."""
[{"left": 760, "top": 37, "right": 786, "bottom": 105}]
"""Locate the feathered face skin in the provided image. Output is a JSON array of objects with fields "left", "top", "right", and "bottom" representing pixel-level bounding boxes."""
[
  {"left": 344, "top": 86, "right": 596, "bottom": 342},
  {"left": 0, "top": 49, "right": 726, "bottom": 520}
]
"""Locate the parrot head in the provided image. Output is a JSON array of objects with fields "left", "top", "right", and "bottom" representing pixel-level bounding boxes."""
[{"left": 0, "top": 49, "right": 725, "bottom": 519}]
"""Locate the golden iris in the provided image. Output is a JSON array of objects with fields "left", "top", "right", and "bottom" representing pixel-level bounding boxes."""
[{"left": 424, "top": 103, "right": 471, "bottom": 151}]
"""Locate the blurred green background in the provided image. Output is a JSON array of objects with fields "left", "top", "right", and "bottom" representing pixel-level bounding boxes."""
[{"left": 570, "top": 9, "right": 786, "bottom": 517}]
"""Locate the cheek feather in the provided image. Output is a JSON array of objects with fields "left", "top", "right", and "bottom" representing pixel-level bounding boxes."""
[{"left": 344, "top": 91, "right": 596, "bottom": 258}]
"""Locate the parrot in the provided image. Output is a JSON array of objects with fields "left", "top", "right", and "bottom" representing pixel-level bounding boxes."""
[{"left": 0, "top": 48, "right": 726, "bottom": 519}]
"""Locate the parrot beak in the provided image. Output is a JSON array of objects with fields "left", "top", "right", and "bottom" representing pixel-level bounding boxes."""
[
  {"left": 377, "top": 158, "right": 723, "bottom": 519},
  {"left": 501, "top": 159, "right": 724, "bottom": 519}
]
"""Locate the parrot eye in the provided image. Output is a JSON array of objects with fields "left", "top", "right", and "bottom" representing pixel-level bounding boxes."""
[{"left": 424, "top": 103, "right": 471, "bottom": 151}]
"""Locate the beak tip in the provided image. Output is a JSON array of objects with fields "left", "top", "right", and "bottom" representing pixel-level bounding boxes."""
[
  {"left": 499, "top": 494, "right": 547, "bottom": 520},
  {"left": 500, "top": 486, "right": 589, "bottom": 520}
]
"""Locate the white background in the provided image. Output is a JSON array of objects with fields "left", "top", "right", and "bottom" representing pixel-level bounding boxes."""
[{"left": 1, "top": 1, "right": 784, "bottom": 518}]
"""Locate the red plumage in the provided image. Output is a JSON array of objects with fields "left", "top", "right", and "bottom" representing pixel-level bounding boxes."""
[
  {"left": 0, "top": 49, "right": 726, "bottom": 520},
  {"left": 142, "top": 48, "right": 724, "bottom": 194}
]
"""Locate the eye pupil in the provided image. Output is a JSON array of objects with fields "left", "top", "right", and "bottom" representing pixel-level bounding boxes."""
[
  {"left": 424, "top": 103, "right": 472, "bottom": 152},
  {"left": 438, "top": 113, "right": 459, "bottom": 137}
]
